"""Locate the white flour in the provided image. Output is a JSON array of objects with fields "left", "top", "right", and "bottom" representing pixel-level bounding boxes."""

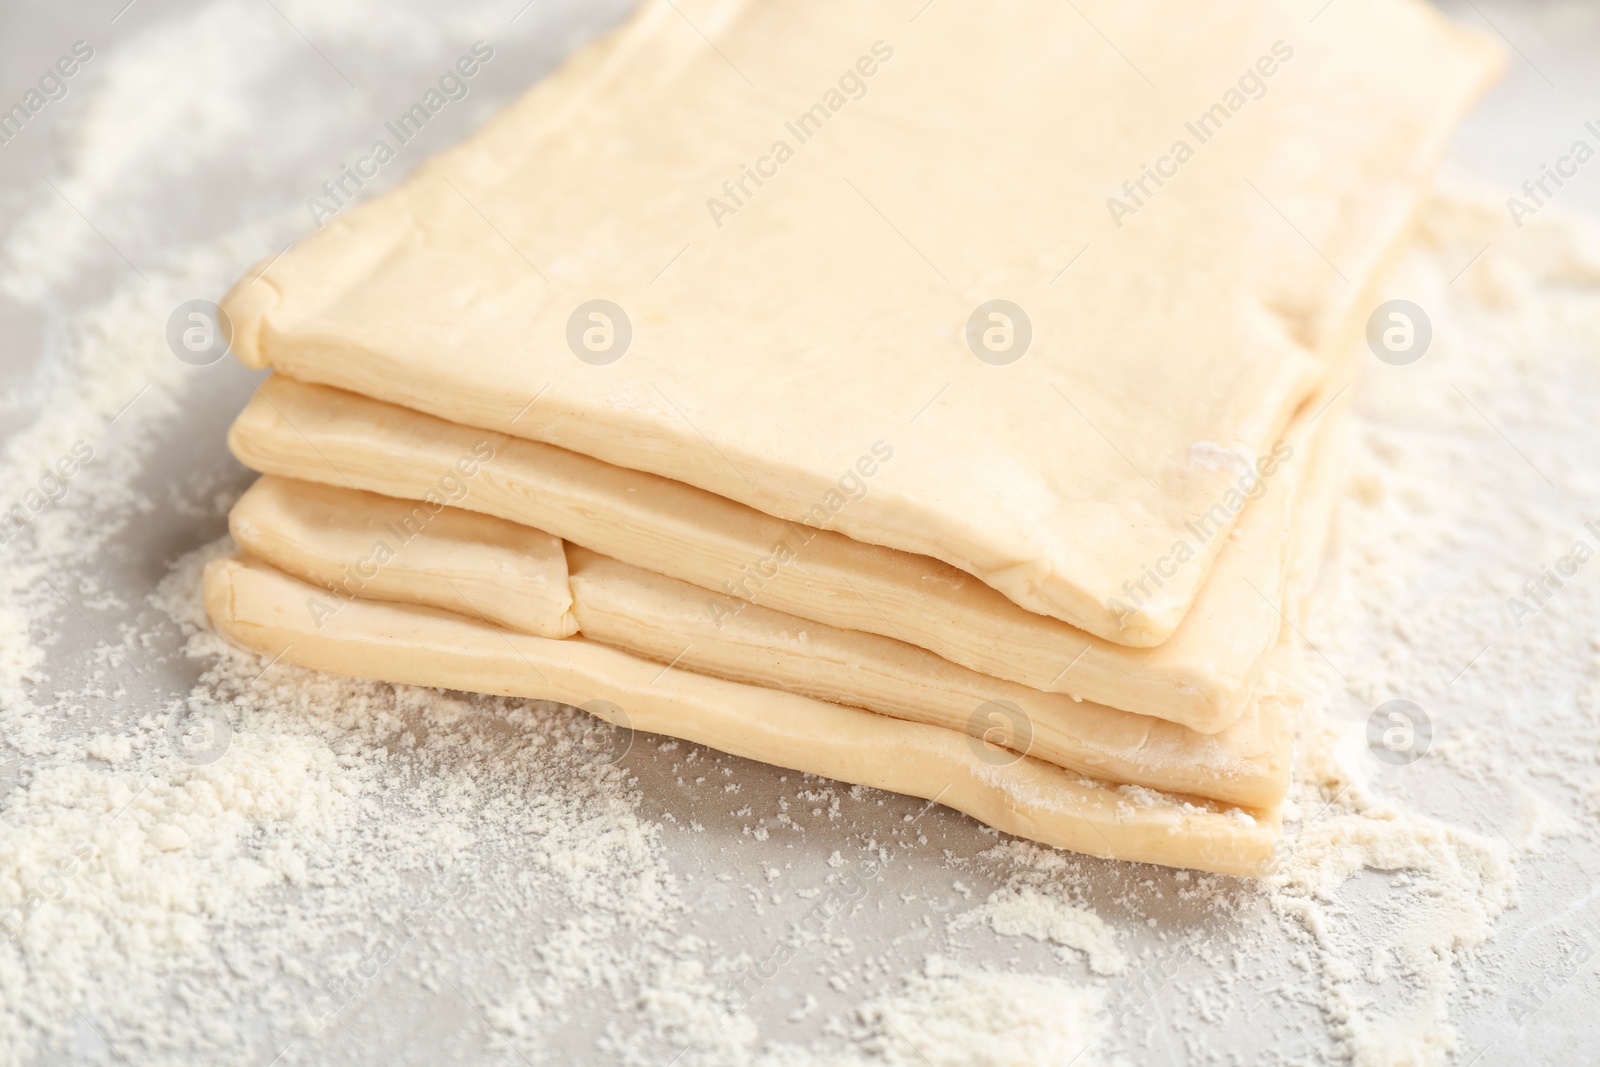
[{"left": 2, "top": 2, "right": 1599, "bottom": 1064}]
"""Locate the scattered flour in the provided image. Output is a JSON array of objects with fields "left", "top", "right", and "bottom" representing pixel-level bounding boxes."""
[
  {"left": 847, "top": 955, "right": 1108, "bottom": 1067},
  {"left": 1258, "top": 182, "right": 1600, "bottom": 1065},
  {"left": 950, "top": 885, "right": 1128, "bottom": 977}
]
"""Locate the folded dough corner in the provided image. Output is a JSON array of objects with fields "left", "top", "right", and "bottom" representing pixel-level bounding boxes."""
[{"left": 206, "top": 0, "right": 1500, "bottom": 873}]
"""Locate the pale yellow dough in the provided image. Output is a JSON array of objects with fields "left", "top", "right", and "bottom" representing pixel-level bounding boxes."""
[
  {"left": 225, "top": 473, "right": 1296, "bottom": 807},
  {"left": 230, "top": 476, "right": 578, "bottom": 638},
  {"left": 203, "top": 553, "right": 1281, "bottom": 876},
  {"left": 228, "top": 375, "right": 1342, "bottom": 733},
  {"left": 218, "top": 0, "right": 1498, "bottom": 645}
]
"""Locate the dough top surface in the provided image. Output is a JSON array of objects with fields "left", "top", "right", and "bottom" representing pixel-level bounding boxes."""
[{"left": 224, "top": 0, "right": 1498, "bottom": 644}]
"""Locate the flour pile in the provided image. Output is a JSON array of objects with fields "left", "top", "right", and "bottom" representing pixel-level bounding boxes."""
[{"left": 1, "top": 1, "right": 1598, "bottom": 1063}]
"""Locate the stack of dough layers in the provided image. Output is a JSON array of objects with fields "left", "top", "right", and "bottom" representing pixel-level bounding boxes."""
[{"left": 203, "top": 0, "right": 1500, "bottom": 875}]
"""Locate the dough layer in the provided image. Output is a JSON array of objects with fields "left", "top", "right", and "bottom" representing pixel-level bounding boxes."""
[
  {"left": 203, "top": 553, "right": 1281, "bottom": 876},
  {"left": 227, "top": 375, "right": 1342, "bottom": 733},
  {"left": 230, "top": 475, "right": 577, "bottom": 638},
  {"left": 219, "top": 0, "right": 1499, "bottom": 644}
]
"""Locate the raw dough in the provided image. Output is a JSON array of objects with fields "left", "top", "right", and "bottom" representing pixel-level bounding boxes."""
[
  {"left": 203, "top": 553, "right": 1282, "bottom": 876},
  {"left": 218, "top": 0, "right": 1498, "bottom": 644},
  {"left": 230, "top": 475, "right": 578, "bottom": 638},
  {"left": 227, "top": 374, "right": 1342, "bottom": 733},
  {"left": 226, "top": 473, "right": 1295, "bottom": 807}
]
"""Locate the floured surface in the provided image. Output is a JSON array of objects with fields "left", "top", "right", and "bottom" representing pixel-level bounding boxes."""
[{"left": 3, "top": 2, "right": 1600, "bottom": 1065}]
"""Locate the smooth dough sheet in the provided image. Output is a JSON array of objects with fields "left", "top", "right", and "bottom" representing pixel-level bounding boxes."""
[
  {"left": 227, "top": 374, "right": 1342, "bottom": 733},
  {"left": 218, "top": 0, "right": 1498, "bottom": 645},
  {"left": 225, "top": 473, "right": 1296, "bottom": 807},
  {"left": 203, "top": 553, "right": 1281, "bottom": 876}
]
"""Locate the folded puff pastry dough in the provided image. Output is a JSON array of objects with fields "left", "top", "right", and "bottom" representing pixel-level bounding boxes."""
[{"left": 216, "top": 0, "right": 1499, "bottom": 646}]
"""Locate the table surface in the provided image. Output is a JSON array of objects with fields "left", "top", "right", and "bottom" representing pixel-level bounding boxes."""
[{"left": 2, "top": 1, "right": 1599, "bottom": 1064}]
